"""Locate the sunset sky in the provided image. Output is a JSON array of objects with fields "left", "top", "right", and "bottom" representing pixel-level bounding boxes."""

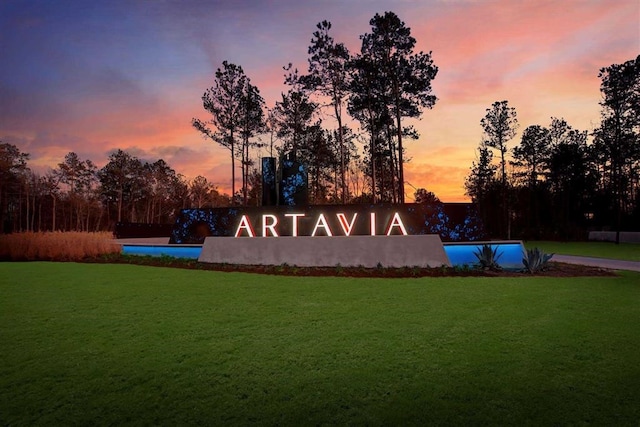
[{"left": 1, "top": 0, "right": 638, "bottom": 202}]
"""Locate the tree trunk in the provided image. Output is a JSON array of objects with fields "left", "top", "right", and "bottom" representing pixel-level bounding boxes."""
[
  {"left": 386, "top": 125, "right": 397, "bottom": 204},
  {"left": 243, "top": 137, "right": 249, "bottom": 206},
  {"left": 38, "top": 200, "right": 42, "bottom": 232},
  {"left": 370, "top": 135, "right": 376, "bottom": 203},
  {"left": 230, "top": 129, "right": 236, "bottom": 204},
  {"left": 94, "top": 206, "right": 104, "bottom": 232},
  {"left": 117, "top": 188, "right": 123, "bottom": 223},
  {"left": 25, "top": 184, "right": 30, "bottom": 232},
  {"left": 395, "top": 110, "right": 404, "bottom": 204},
  {"left": 334, "top": 102, "right": 346, "bottom": 204},
  {"left": 369, "top": 109, "right": 377, "bottom": 203},
  {"left": 51, "top": 195, "right": 56, "bottom": 231},
  {"left": 31, "top": 193, "right": 36, "bottom": 232}
]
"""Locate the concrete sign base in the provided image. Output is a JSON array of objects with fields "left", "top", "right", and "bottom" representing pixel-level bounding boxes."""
[{"left": 198, "top": 235, "right": 450, "bottom": 268}]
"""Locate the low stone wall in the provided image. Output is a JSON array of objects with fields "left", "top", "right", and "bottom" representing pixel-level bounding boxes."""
[
  {"left": 588, "top": 231, "right": 640, "bottom": 243},
  {"left": 198, "top": 235, "right": 451, "bottom": 268}
]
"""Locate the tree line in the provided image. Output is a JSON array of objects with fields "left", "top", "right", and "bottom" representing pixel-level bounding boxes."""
[
  {"left": 0, "top": 147, "right": 230, "bottom": 233},
  {"left": 1, "top": 8, "right": 638, "bottom": 239},
  {"left": 466, "top": 55, "right": 640, "bottom": 240},
  {"left": 193, "top": 12, "right": 438, "bottom": 205}
]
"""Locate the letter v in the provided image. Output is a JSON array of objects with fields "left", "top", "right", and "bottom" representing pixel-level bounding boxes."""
[{"left": 336, "top": 213, "right": 358, "bottom": 236}]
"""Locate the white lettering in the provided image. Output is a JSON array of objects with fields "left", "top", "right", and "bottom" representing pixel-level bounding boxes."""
[
  {"left": 311, "top": 213, "right": 333, "bottom": 236},
  {"left": 336, "top": 213, "right": 357, "bottom": 236},
  {"left": 370, "top": 212, "right": 376, "bottom": 236},
  {"left": 234, "top": 215, "right": 255, "bottom": 237},
  {"left": 285, "top": 213, "right": 305, "bottom": 236},
  {"left": 232, "top": 210, "right": 409, "bottom": 238},
  {"left": 386, "top": 212, "right": 408, "bottom": 235},
  {"left": 262, "top": 214, "right": 278, "bottom": 237}
]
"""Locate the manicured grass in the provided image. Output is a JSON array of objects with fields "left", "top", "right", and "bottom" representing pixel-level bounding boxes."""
[
  {"left": 1, "top": 262, "right": 639, "bottom": 425},
  {"left": 525, "top": 240, "right": 640, "bottom": 262}
]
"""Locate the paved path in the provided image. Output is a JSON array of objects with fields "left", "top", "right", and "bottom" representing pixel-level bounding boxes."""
[{"left": 553, "top": 254, "right": 640, "bottom": 272}]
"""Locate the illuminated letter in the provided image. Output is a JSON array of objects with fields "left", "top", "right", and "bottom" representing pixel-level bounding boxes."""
[
  {"left": 234, "top": 215, "right": 255, "bottom": 237},
  {"left": 370, "top": 212, "right": 376, "bottom": 236},
  {"left": 336, "top": 213, "right": 357, "bottom": 236},
  {"left": 311, "top": 213, "right": 333, "bottom": 236},
  {"left": 262, "top": 214, "right": 278, "bottom": 237},
  {"left": 285, "top": 213, "right": 304, "bottom": 236},
  {"left": 386, "top": 212, "right": 408, "bottom": 235}
]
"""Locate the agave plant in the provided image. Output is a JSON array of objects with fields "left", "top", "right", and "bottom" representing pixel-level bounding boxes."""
[
  {"left": 522, "top": 247, "right": 554, "bottom": 273},
  {"left": 473, "top": 244, "right": 503, "bottom": 271}
]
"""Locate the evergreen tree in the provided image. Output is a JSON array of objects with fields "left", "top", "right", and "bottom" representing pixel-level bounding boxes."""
[
  {"left": 238, "top": 80, "right": 266, "bottom": 205},
  {"left": 193, "top": 61, "right": 248, "bottom": 203},
  {"left": 360, "top": 11, "right": 438, "bottom": 203},
  {"left": 594, "top": 55, "right": 640, "bottom": 239},
  {"left": 511, "top": 125, "right": 551, "bottom": 188},
  {"left": 348, "top": 43, "right": 391, "bottom": 202},
  {"left": 0, "top": 142, "right": 29, "bottom": 233},
  {"left": 480, "top": 100, "right": 518, "bottom": 238},
  {"left": 302, "top": 20, "right": 351, "bottom": 203}
]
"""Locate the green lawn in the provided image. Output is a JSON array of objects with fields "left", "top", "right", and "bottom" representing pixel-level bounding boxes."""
[
  {"left": 1, "top": 262, "right": 639, "bottom": 425},
  {"left": 525, "top": 240, "right": 640, "bottom": 262}
]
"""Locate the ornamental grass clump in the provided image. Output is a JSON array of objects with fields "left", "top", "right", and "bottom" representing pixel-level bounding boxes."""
[
  {"left": 0, "top": 231, "right": 119, "bottom": 261},
  {"left": 473, "top": 244, "right": 503, "bottom": 271},
  {"left": 522, "top": 247, "right": 554, "bottom": 274}
]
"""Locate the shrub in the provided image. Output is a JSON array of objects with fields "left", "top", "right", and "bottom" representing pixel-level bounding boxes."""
[
  {"left": 0, "top": 232, "right": 119, "bottom": 261},
  {"left": 522, "top": 248, "right": 554, "bottom": 274},
  {"left": 473, "top": 244, "right": 503, "bottom": 271}
]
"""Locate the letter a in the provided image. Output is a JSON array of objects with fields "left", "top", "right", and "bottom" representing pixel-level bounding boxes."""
[
  {"left": 234, "top": 215, "right": 255, "bottom": 237},
  {"left": 386, "top": 212, "right": 408, "bottom": 235},
  {"left": 311, "top": 214, "right": 333, "bottom": 236}
]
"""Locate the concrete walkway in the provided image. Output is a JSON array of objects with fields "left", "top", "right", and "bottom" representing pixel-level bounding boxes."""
[{"left": 553, "top": 254, "right": 640, "bottom": 272}]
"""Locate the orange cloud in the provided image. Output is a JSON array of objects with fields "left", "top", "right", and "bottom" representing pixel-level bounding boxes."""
[
  {"left": 2, "top": 0, "right": 638, "bottom": 204},
  {"left": 404, "top": 161, "right": 471, "bottom": 203}
]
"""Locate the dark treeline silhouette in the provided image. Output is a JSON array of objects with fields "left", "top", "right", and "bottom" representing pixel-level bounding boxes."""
[
  {"left": 466, "top": 55, "right": 640, "bottom": 240},
  {"left": 192, "top": 11, "right": 438, "bottom": 205},
  {"left": 2, "top": 8, "right": 638, "bottom": 239},
  {"left": 0, "top": 145, "right": 230, "bottom": 233}
]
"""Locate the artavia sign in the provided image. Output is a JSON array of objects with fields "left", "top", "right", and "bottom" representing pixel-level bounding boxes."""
[{"left": 170, "top": 203, "right": 484, "bottom": 244}]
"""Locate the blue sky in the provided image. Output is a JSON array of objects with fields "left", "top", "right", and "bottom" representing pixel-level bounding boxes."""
[{"left": 1, "top": 0, "right": 638, "bottom": 201}]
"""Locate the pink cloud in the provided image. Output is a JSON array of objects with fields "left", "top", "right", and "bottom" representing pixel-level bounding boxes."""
[
  {"left": 413, "top": 0, "right": 637, "bottom": 105},
  {"left": 2, "top": 0, "right": 638, "bottom": 203}
]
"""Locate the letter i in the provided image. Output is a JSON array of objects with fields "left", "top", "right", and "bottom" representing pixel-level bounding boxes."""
[{"left": 370, "top": 212, "right": 376, "bottom": 236}]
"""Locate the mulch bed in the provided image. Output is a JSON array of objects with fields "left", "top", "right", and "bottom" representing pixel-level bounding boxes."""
[{"left": 84, "top": 255, "right": 617, "bottom": 278}]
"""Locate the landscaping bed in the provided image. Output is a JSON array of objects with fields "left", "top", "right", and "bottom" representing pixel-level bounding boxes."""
[{"left": 87, "top": 254, "right": 616, "bottom": 278}]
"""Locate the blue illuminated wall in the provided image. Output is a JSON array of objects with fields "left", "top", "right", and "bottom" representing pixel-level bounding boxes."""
[
  {"left": 122, "top": 245, "right": 202, "bottom": 259},
  {"left": 444, "top": 242, "right": 525, "bottom": 269},
  {"left": 279, "top": 158, "right": 308, "bottom": 206}
]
